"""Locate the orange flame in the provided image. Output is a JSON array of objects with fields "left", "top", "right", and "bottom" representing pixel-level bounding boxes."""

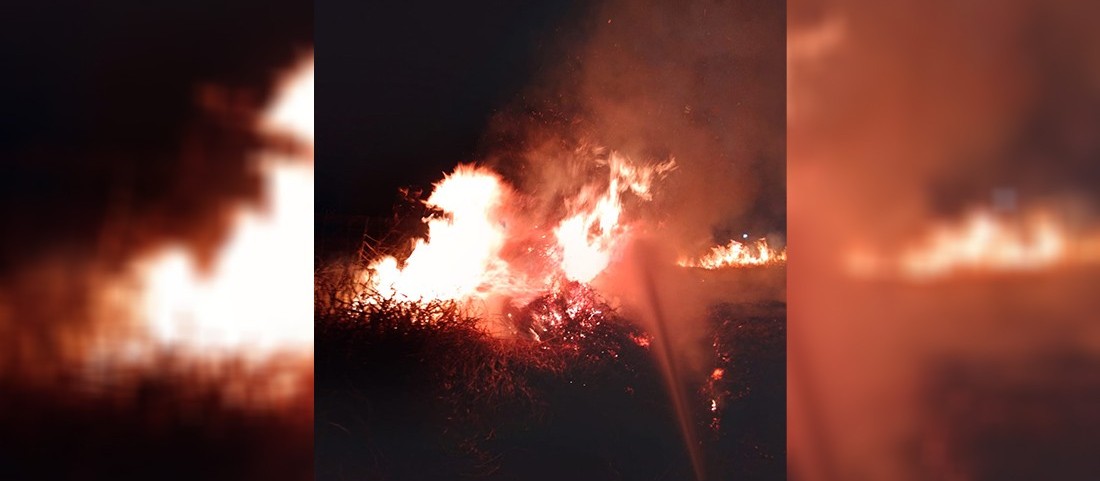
[
  {"left": 555, "top": 153, "right": 676, "bottom": 282},
  {"left": 360, "top": 151, "right": 675, "bottom": 313},
  {"left": 367, "top": 165, "right": 511, "bottom": 303},
  {"left": 900, "top": 210, "right": 1065, "bottom": 280},
  {"left": 678, "top": 238, "right": 787, "bottom": 269},
  {"left": 845, "top": 207, "right": 1092, "bottom": 281},
  {"left": 135, "top": 57, "right": 314, "bottom": 359}
]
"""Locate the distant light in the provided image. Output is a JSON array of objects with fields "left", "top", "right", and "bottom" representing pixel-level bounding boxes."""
[{"left": 742, "top": 233, "right": 749, "bottom": 239}]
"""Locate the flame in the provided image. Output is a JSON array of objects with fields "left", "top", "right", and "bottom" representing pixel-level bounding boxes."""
[
  {"left": 555, "top": 153, "right": 676, "bottom": 282},
  {"left": 136, "top": 57, "right": 314, "bottom": 358},
  {"left": 678, "top": 238, "right": 787, "bottom": 269},
  {"left": 361, "top": 151, "right": 675, "bottom": 312},
  {"left": 367, "top": 166, "right": 511, "bottom": 302},
  {"left": 263, "top": 58, "right": 314, "bottom": 143},
  {"left": 899, "top": 210, "right": 1065, "bottom": 280},
  {"left": 846, "top": 208, "right": 1091, "bottom": 281}
]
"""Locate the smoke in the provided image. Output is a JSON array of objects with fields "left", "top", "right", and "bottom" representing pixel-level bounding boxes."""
[
  {"left": 477, "top": 0, "right": 786, "bottom": 357},
  {"left": 788, "top": 0, "right": 1100, "bottom": 479},
  {"left": 473, "top": 3, "right": 786, "bottom": 476},
  {"left": 485, "top": 0, "right": 785, "bottom": 252}
]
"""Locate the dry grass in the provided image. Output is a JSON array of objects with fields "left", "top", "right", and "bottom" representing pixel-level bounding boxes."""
[
  {"left": 315, "top": 260, "right": 672, "bottom": 479},
  {"left": 314, "top": 258, "right": 786, "bottom": 480}
]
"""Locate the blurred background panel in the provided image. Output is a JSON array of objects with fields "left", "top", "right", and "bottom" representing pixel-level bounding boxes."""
[
  {"left": 0, "top": 2, "right": 313, "bottom": 480},
  {"left": 788, "top": 0, "right": 1100, "bottom": 480}
]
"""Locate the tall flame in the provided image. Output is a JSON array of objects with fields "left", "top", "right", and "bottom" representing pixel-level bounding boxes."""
[
  {"left": 362, "top": 151, "right": 675, "bottom": 310},
  {"left": 556, "top": 153, "right": 676, "bottom": 282},
  {"left": 137, "top": 57, "right": 314, "bottom": 357},
  {"left": 368, "top": 166, "right": 510, "bottom": 302}
]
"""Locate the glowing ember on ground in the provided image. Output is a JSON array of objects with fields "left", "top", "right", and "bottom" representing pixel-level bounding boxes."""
[
  {"left": 630, "top": 333, "right": 652, "bottom": 348},
  {"left": 136, "top": 56, "right": 314, "bottom": 358},
  {"left": 678, "top": 238, "right": 787, "bottom": 269}
]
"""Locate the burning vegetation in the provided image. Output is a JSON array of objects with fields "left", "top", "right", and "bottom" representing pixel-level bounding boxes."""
[
  {"left": 846, "top": 205, "right": 1100, "bottom": 282},
  {"left": 356, "top": 150, "right": 677, "bottom": 312},
  {"left": 315, "top": 139, "right": 786, "bottom": 479},
  {"left": 679, "top": 237, "right": 788, "bottom": 269},
  {"left": 0, "top": 51, "right": 314, "bottom": 481},
  {"left": 317, "top": 254, "right": 785, "bottom": 480},
  {"left": 317, "top": 0, "right": 785, "bottom": 478},
  {"left": 91, "top": 55, "right": 316, "bottom": 405}
]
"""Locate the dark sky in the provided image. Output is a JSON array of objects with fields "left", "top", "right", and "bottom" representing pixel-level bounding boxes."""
[
  {"left": 316, "top": 0, "right": 588, "bottom": 219},
  {"left": 0, "top": 1, "right": 312, "bottom": 272}
]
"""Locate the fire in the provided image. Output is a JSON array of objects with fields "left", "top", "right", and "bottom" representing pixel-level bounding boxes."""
[
  {"left": 263, "top": 58, "right": 314, "bottom": 143},
  {"left": 360, "top": 151, "right": 675, "bottom": 314},
  {"left": 556, "top": 153, "right": 676, "bottom": 282},
  {"left": 900, "top": 209, "right": 1065, "bottom": 280},
  {"left": 136, "top": 57, "right": 314, "bottom": 358},
  {"left": 678, "top": 238, "right": 787, "bottom": 269},
  {"left": 368, "top": 166, "right": 511, "bottom": 302},
  {"left": 846, "top": 207, "right": 1095, "bottom": 281}
]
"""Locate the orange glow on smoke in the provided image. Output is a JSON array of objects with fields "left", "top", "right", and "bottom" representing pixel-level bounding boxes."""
[
  {"left": 362, "top": 151, "right": 675, "bottom": 309},
  {"left": 555, "top": 153, "right": 676, "bottom": 282},
  {"left": 137, "top": 57, "right": 314, "bottom": 358},
  {"left": 678, "top": 238, "right": 787, "bottom": 269}
]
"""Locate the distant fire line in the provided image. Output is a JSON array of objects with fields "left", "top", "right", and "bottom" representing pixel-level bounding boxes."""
[{"left": 678, "top": 238, "right": 787, "bottom": 269}]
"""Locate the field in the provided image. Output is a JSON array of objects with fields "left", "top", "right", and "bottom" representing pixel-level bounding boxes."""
[
  {"left": 315, "top": 263, "right": 785, "bottom": 480},
  {"left": 0, "top": 363, "right": 312, "bottom": 481}
]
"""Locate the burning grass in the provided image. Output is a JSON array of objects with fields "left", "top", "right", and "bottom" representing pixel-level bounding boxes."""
[
  {"left": 315, "top": 260, "right": 785, "bottom": 480},
  {"left": 0, "top": 55, "right": 315, "bottom": 481},
  {"left": 314, "top": 137, "right": 785, "bottom": 479}
]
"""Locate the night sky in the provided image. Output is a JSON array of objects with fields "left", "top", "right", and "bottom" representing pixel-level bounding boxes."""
[
  {"left": 316, "top": 1, "right": 590, "bottom": 219},
  {"left": 0, "top": 1, "right": 312, "bottom": 273}
]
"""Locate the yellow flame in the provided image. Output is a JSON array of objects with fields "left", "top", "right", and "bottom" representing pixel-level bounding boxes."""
[
  {"left": 844, "top": 208, "right": 1090, "bottom": 281},
  {"left": 361, "top": 151, "right": 675, "bottom": 307},
  {"left": 679, "top": 238, "right": 787, "bottom": 269},
  {"left": 367, "top": 165, "right": 511, "bottom": 302},
  {"left": 899, "top": 209, "right": 1065, "bottom": 280},
  {"left": 137, "top": 57, "right": 314, "bottom": 358},
  {"left": 555, "top": 153, "right": 675, "bottom": 282},
  {"left": 264, "top": 57, "right": 314, "bottom": 143}
]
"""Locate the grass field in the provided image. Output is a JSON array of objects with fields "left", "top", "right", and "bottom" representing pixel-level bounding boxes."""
[{"left": 315, "top": 266, "right": 785, "bottom": 480}]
